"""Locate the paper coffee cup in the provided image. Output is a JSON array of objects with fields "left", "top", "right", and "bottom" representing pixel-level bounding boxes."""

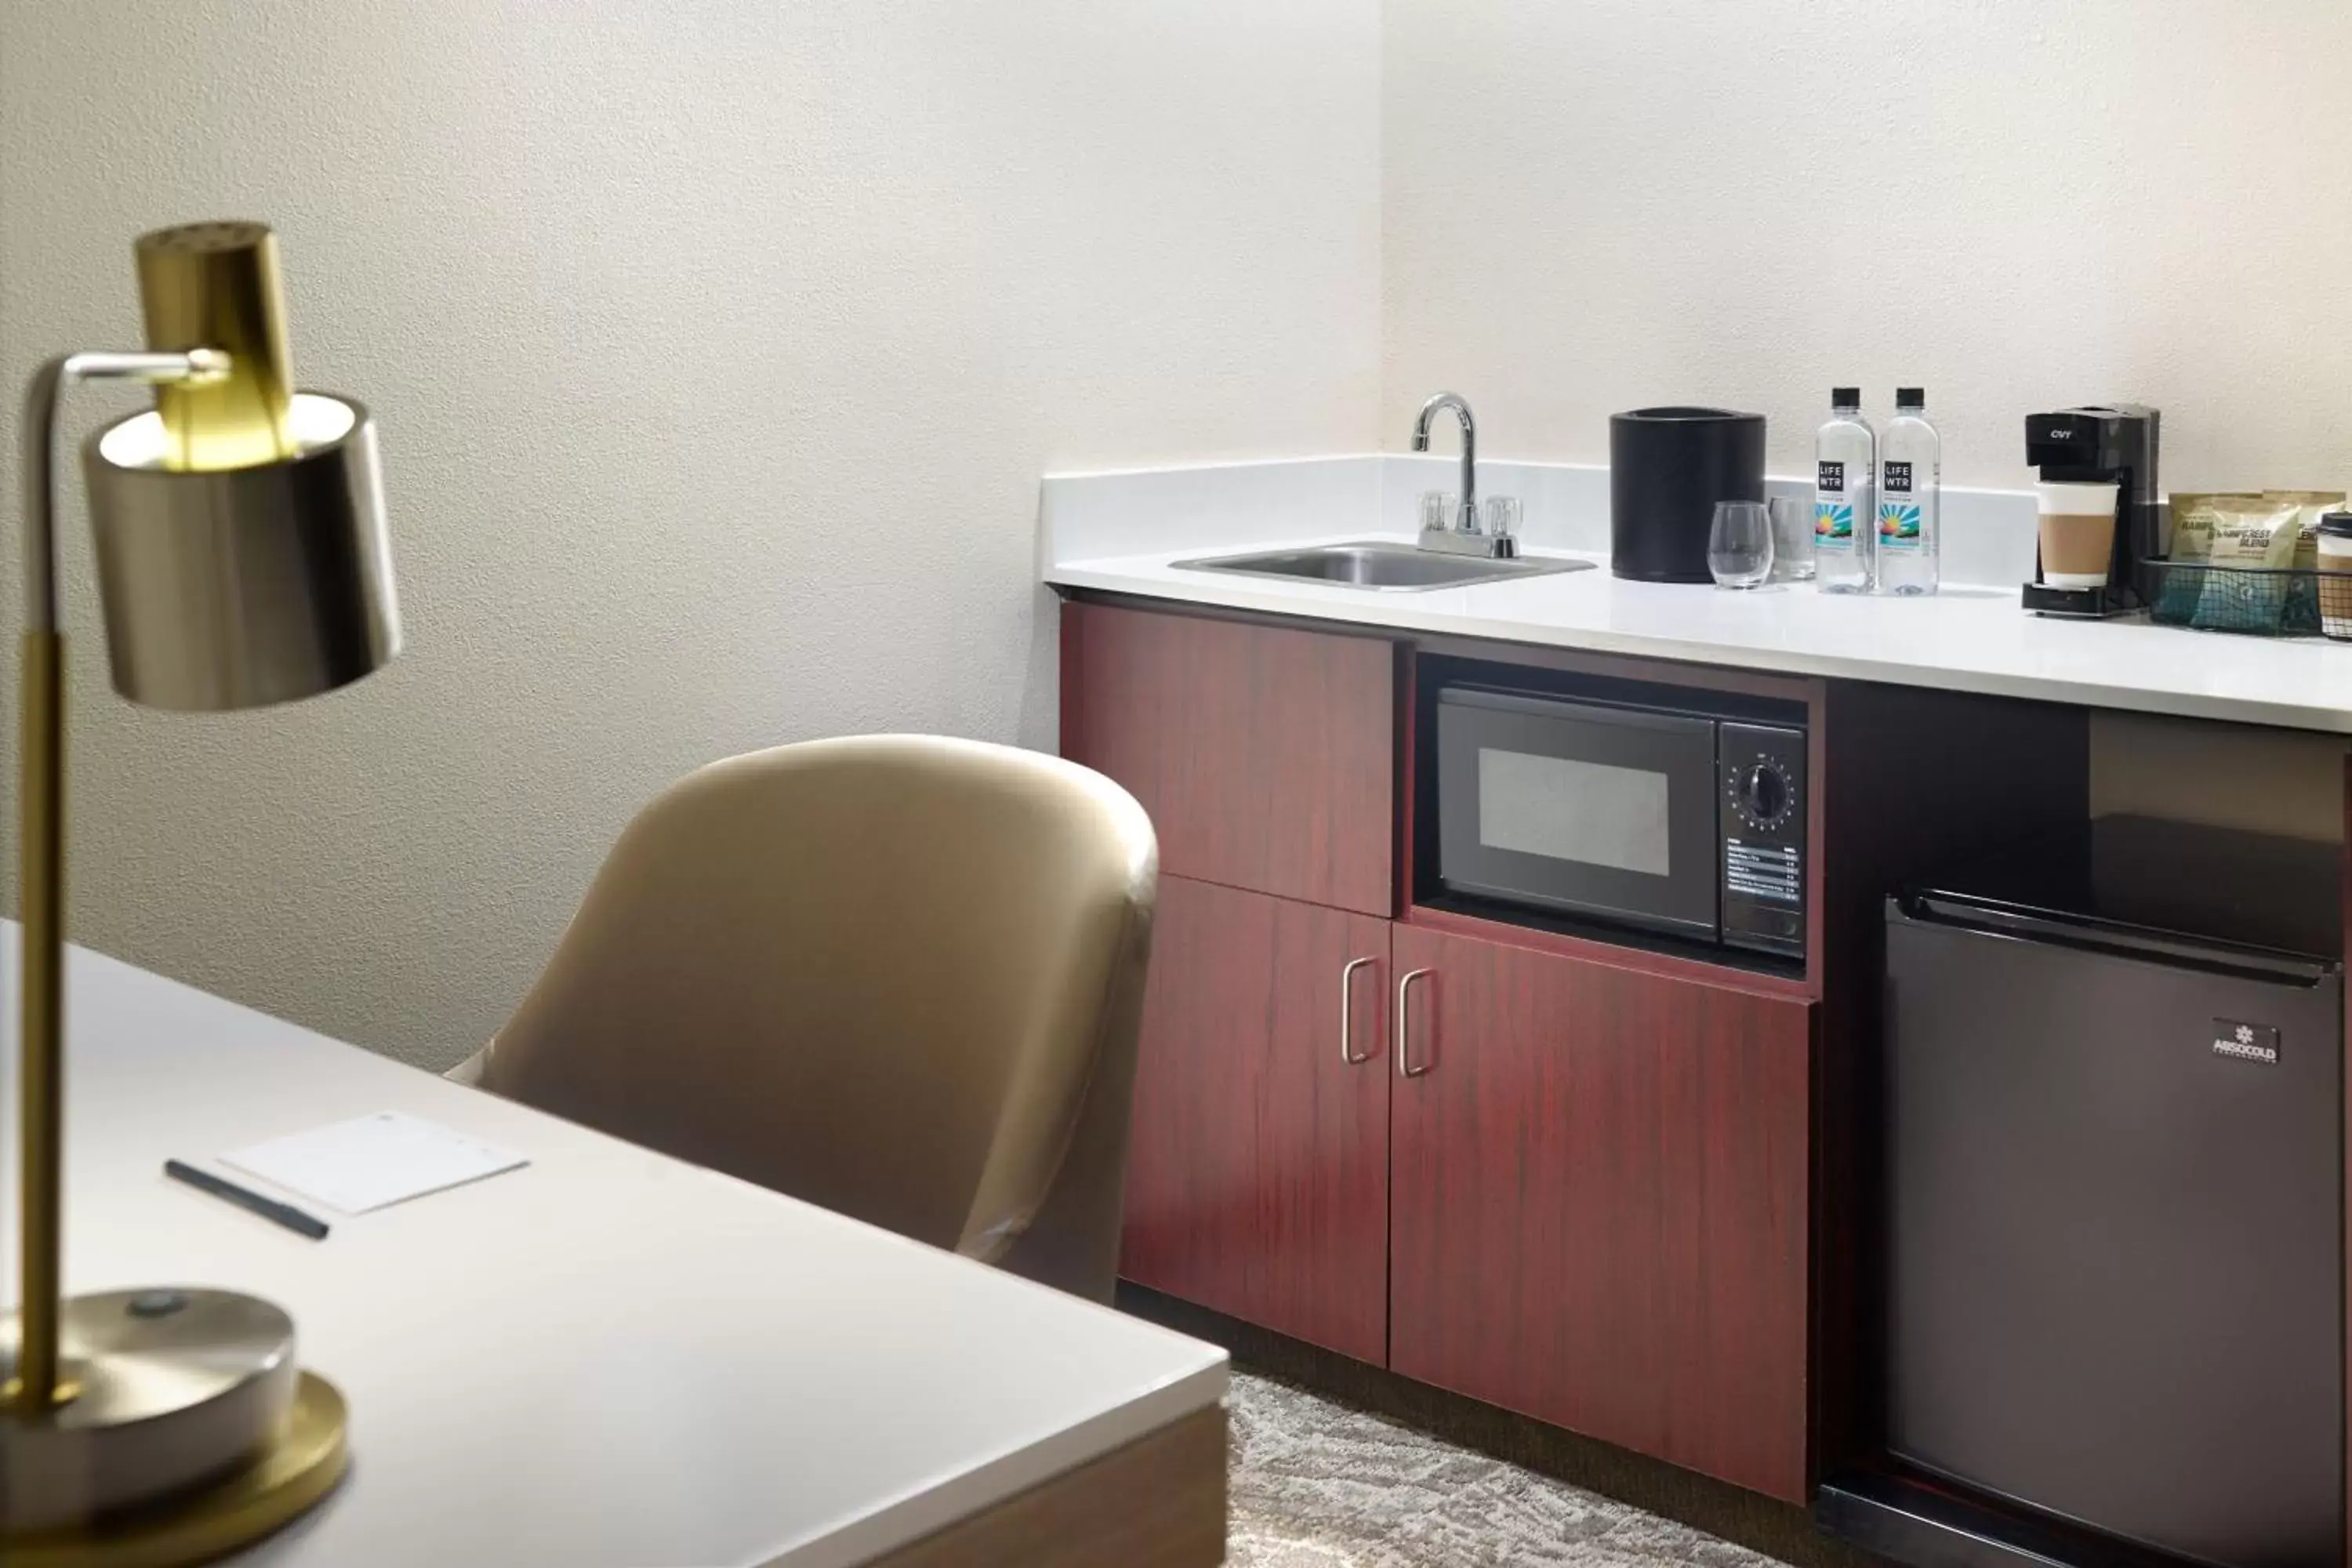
[
  {"left": 2037, "top": 481, "right": 2120, "bottom": 589},
  {"left": 2320, "top": 517, "right": 2352, "bottom": 641}
]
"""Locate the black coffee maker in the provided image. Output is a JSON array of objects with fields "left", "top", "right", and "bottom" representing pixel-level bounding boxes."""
[{"left": 2022, "top": 405, "right": 2161, "bottom": 618}]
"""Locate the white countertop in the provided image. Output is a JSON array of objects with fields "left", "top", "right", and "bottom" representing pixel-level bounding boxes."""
[
  {"left": 1040, "top": 455, "right": 2352, "bottom": 732},
  {"left": 4, "top": 936, "right": 1225, "bottom": 1568},
  {"left": 1051, "top": 536, "right": 2352, "bottom": 731}
]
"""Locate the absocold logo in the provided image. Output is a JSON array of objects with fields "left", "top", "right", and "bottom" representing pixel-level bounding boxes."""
[{"left": 2212, "top": 1019, "right": 2279, "bottom": 1065}]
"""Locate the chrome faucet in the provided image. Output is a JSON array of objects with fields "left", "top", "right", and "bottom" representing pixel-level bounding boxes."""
[{"left": 1410, "top": 390, "right": 1515, "bottom": 559}]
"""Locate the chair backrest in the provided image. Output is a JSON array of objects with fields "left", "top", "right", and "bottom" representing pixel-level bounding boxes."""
[{"left": 475, "top": 735, "right": 1157, "bottom": 1301}]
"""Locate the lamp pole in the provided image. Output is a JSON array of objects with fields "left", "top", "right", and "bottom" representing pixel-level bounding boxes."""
[{"left": 10, "top": 348, "right": 226, "bottom": 1413}]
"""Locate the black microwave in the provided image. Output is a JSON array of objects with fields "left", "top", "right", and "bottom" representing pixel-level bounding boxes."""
[{"left": 1432, "top": 682, "right": 1806, "bottom": 959}]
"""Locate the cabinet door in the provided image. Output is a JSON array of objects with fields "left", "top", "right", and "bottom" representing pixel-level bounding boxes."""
[
  {"left": 1061, "top": 601, "right": 1396, "bottom": 916},
  {"left": 1388, "top": 925, "right": 1811, "bottom": 1501},
  {"left": 1121, "top": 876, "right": 1392, "bottom": 1364}
]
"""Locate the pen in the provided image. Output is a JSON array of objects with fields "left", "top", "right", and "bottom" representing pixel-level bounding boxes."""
[{"left": 164, "top": 1159, "right": 331, "bottom": 1240}]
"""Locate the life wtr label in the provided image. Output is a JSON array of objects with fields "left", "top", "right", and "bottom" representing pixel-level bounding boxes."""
[
  {"left": 1816, "top": 460, "right": 1856, "bottom": 551},
  {"left": 1878, "top": 460, "right": 1922, "bottom": 552}
]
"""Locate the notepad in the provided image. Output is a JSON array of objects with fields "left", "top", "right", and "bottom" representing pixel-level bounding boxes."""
[{"left": 223, "top": 1111, "right": 528, "bottom": 1215}]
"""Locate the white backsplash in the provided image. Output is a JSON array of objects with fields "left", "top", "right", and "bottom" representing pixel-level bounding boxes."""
[
  {"left": 1038, "top": 455, "right": 1380, "bottom": 570},
  {"left": 1376, "top": 452, "right": 1613, "bottom": 553}
]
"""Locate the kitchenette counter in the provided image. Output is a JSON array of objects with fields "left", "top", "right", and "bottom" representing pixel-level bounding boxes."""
[
  {"left": 1049, "top": 535, "right": 2352, "bottom": 734},
  {"left": 1040, "top": 453, "right": 2352, "bottom": 733}
]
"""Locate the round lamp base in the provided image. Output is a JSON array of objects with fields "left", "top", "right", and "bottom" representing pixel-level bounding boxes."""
[
  {"left": 2, "top": 1290, "right": 347, "bottom": 1564},
  {"left": 3, "top": 1371, "right": 347, "bottom": 1568}
]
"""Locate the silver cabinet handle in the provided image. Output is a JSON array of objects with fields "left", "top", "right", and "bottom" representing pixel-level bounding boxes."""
[
  {"left": 1339, "top": 956, "right": 1376, "bottom": 1065},
  {"left": 1396, "top": 967, "right": 1433, "bottom": 1078}
]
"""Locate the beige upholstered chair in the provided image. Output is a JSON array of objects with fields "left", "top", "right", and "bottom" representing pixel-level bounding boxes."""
[{"left": 448, "top": 735, "right": 1157, "bottom": 1302}]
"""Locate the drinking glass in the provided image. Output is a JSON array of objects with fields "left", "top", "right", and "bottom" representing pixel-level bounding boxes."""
[
  {"left": 1708, "top": 500, "right": 1774, "bottom": 589},
  {"left": 1769, "top": 495, "right": 1815, "bottom": 582}
]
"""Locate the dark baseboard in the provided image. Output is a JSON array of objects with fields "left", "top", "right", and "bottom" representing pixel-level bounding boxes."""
[{"left": 1118, "top": 1283, "right": 1889, "bottom": 1568}]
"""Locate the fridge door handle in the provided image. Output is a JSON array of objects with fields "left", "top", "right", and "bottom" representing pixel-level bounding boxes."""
[{"left": 1895, "top": 894, "right": 2336, "bottom": 988}]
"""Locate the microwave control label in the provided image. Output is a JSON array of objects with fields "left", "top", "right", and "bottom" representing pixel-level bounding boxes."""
[
  {"left": 2212, "top": 1019, "right": 2280, "bottom": 1065},
  {"left": 1724, "top": 840, "right": 1800, "bottom": 904}
]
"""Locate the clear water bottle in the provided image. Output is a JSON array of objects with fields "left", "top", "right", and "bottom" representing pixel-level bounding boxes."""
[
  {"left": 1876, "top": 387, "right": 1941, "bottom": 596},
  {"left": 1813, "top": 387, "right": 1875, "bottom": 593}
]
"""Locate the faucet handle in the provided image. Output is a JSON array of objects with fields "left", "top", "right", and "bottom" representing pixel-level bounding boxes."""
[
  {"left": 1483, "top": 495, "right": 1520, "bottom": 539},
  {"left": 1418, "top": 492, "right": 1458, "bottom": 535}
]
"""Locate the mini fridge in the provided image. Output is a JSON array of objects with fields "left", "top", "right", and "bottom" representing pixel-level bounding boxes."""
[{"left": 1884, "top": 816, "right": 2346, "bottom": 1568}]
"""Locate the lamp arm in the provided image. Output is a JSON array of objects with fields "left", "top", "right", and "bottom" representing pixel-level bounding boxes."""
[
  {"left": 20, "top": 350, "right": 230, "bottom": 629},
  {"left": 10, "top": 345, "right": 224, "bottom": 1414}
]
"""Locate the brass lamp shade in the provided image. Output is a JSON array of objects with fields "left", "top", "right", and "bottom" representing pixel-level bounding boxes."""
[{"left": 83, "top": 391, "right": 399, "bottom": 711}]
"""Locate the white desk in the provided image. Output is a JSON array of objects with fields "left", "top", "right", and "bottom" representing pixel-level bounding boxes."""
[{"left": 0, "top": 938, "right": 1228, "bottom": 1566}]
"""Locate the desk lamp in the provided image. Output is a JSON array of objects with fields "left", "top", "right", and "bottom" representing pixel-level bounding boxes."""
[{"left": 1, "top": 221, "right": 398, "bottom": 1564}]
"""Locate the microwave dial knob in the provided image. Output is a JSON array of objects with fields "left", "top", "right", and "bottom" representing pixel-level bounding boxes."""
[{"left": 1740, "top": 762, "right": 1789, "bottom": 826}]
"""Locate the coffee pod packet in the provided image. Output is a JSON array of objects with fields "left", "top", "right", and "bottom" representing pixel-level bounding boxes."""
[
  {"left": 2194, "top": 495, "right": 2303, "bottom": 630},
  {"left": 2268, "top": 490, "right": 2348, "bottom": 632},
  {"left": 2158, "top": 494, "right": 2256, "bottom": 621}
]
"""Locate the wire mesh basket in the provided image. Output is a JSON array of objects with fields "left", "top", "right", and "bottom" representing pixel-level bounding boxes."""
[{"left": 2143, "top": 561, "right": 2347, "bottom": 637}]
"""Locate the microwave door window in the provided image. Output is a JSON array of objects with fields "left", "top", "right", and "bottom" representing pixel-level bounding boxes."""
[
  {"left": 1434, "top": 689, "right": 1719, "bottom": 940},
  {"left": 1478, "top": 749, "right": 1671, "bottom": 877}
]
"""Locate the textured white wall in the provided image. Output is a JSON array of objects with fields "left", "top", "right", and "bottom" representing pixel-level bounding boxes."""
[
  {"left": 0, "top": 2, "right": 1381, "bottom": 1067},
  {"left": 1382, "top": 0, "right": 2352, "bottom": 490},
  {"left": 13, "top": 3, "right": 2342, "bottom": 1068}
]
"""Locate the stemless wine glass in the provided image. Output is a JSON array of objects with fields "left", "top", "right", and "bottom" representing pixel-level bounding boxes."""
[
  {"left": 1768, "top": 495, "right": 1815, "bottom": 582},
  {"left": 1708, "top": 500, "right": 1775, "bottom": 589}
]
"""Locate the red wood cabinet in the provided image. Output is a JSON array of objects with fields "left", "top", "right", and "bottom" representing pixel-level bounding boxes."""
[
  {"left": 1063, "top": 597, "right": 1821, "bottom": 1502},
  {"left": 1387, "top": 924, "right": 1813, "bottom": 1502},
  {"left": 1061, "top": 601, "right": 1396, "bottom": 917},
  {"left": 1120, "top": 876, "right": 1393, "bottom": 1365}
]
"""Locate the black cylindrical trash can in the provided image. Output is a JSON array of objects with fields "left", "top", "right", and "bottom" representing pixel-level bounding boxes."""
[{"left": 1609, "top": 407, "right": 1766, "bottom": 583}]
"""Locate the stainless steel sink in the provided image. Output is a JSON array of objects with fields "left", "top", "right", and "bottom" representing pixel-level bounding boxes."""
[{"left": 1169, "top": 540, "right": 1594, "bottom": 592}]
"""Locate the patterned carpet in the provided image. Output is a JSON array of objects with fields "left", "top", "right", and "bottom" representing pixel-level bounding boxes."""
[{"left": 1227, "top": 1373, "right": 1788, "bottom": 1568}]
